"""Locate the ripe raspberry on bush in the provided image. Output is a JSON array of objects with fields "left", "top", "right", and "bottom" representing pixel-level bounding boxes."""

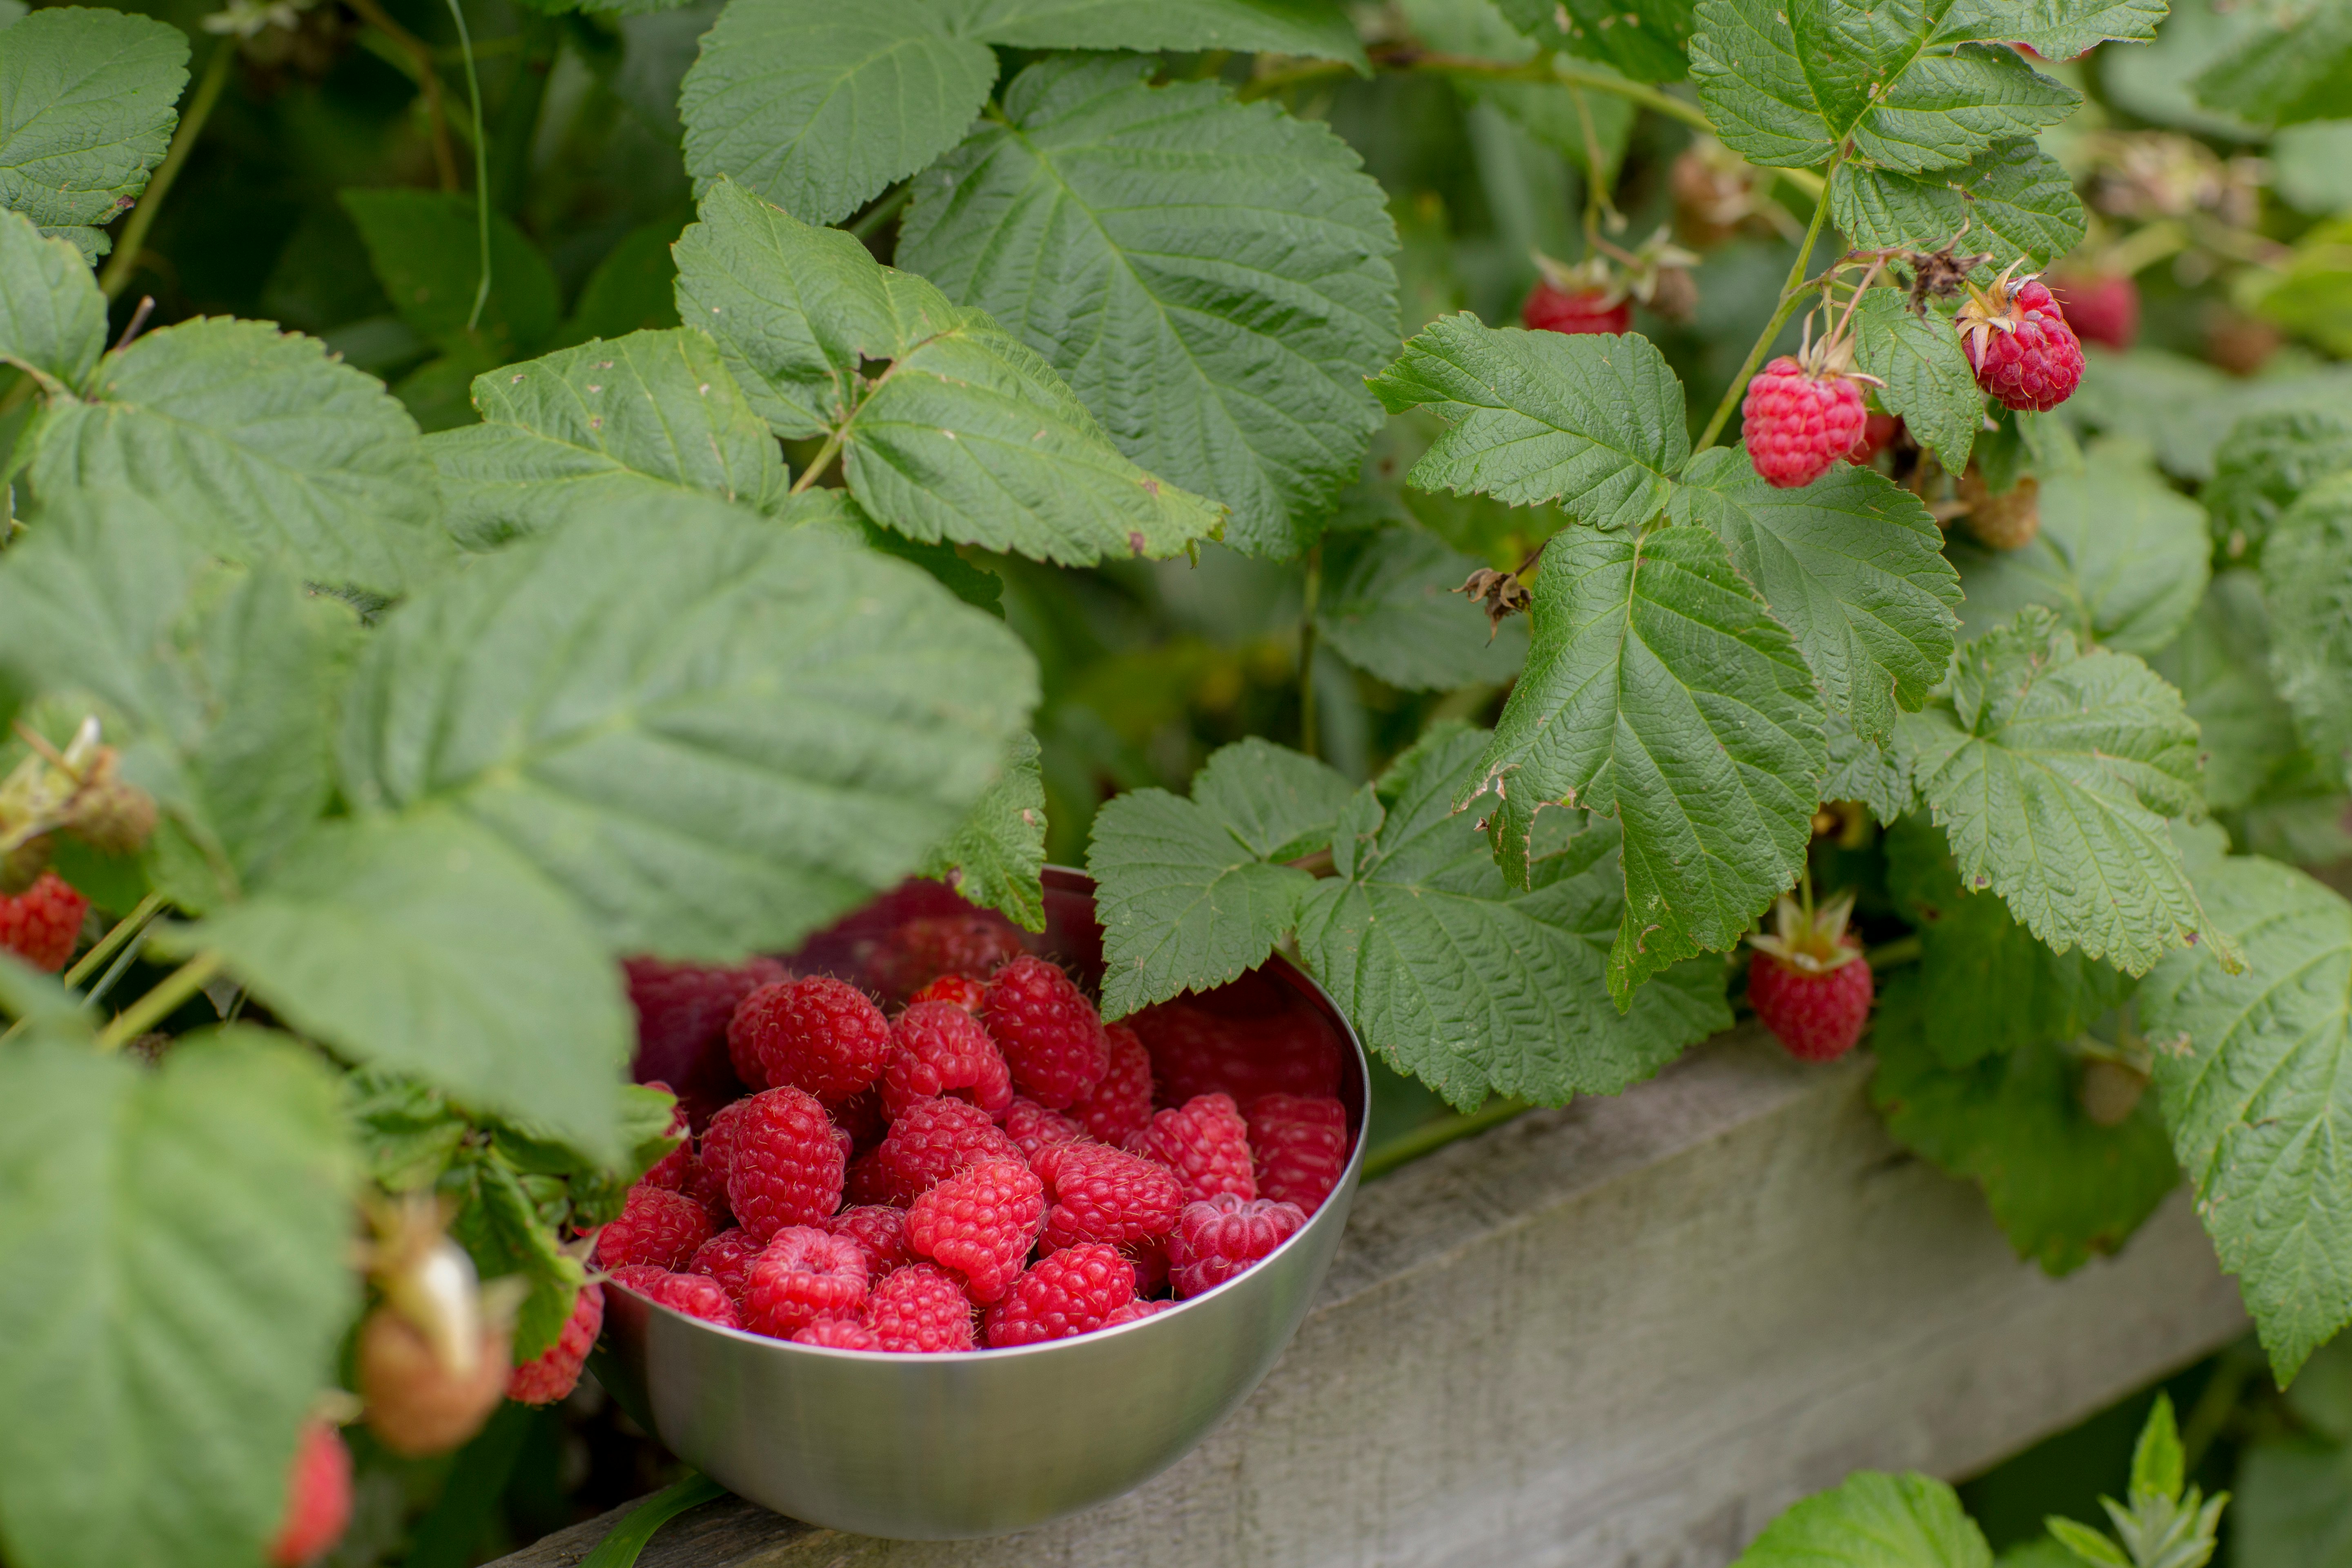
[
  {"left": 1004, "top": 1096, "right": 1087, "bottom": 1162},
  {"left": 1957, "top": 263, "right": 2085, "bottom": 411},
  {"left": 0, "top": 870, "right": 85, "bottom": 972},
  {"left": 1521, "top": 254, "right": 1630, "bottom": 335},
  {"left": 982, "top": 955, "right": 1110, "bottom": 1109},
  {"left": 1747, "top": 889, "right": 1875, "bottom": 1062},
  {"left": 1129, "top": 1092, "right": 1257, "bottom": 1203},
  {"left": 597, "top": 1183, "right": 715, "bottom": 1270},
  {"left": 1169, "top": 1194, "right": 1308, "bottom": 1298},
  {"left": 688, "top": 1227, "right": 760, "bottom": 1304},
  {"left": 742, "top": 1226, "right": 869, "bottom": 1339},
  {"left": 880, "top": 1000, "right": 1014, "bottom": 1120},
  {"left": 866, "top": 1263, "right": 978, "bottom": 1352},
  {"left": 728, "top": 976, "right": 891, "bottom": 1102},
  {"left": 984, "top": 1243, "right": 1140, "bottom": 1347},
  {"left": 1068, "top": 1022, "right": 1153, "bottom": 1146},
  {"left": 624, "top": 956, "right": 782, "bottom": 1128},
  {"left": 269, "top": 1420, "right": 352, "bottom": 1567},
  {"left": 1847, "top": 411, "right": 1902, "bottom": 466},
  {"left": 2050, "top": 270, "right": 2139, "bottom": 350},
  {"left": 1035, "top": 1139, "right": 1185, "bottom": 1254},
  {"left": 910, "top": 973, "right": 988, "bottom": 1012},
  {"left": 1742, "top": 341, "right": 1875, "bottom": 489},
  {"left": 725, "top": 1085, "right": 847, "bottom": 1242},
  {"left": 906, "top": 1158, "right": 1045, "bottom": 1304},
  {"left": 507, "top": 1281, "right": 604, "bottom": 1404},
  {"left": 825, "top": 1203, "right": 916, "bottom": 1277},
  {"left": 1245, "top": 1094, "right": 1349, "bottom": 1212},
  {"left": 613, "top": 1265, "right": 742, "bottom": 1328},
  {"left": 1131, "top": 991, "right": 1342, "bottom": 1105},
  {"left": 793, "top": 1319, "right": 880, "bottom": 1349},
  {"left": 848, "top": 1096, "right": 1022, "bottom": 1206},
  {"left": 869, "top": 915, "right": 1027, "bottom": 1001}
]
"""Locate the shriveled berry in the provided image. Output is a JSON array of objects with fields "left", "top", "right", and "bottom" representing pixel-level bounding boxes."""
[
  {"left": 597, "top": 1184, "right": 715, "bottom": 1271},
  {"left": 617, "top": 1267, "right": 742, "bottom": 1328},
  {"left": 742, "top": 1227, "right": 869, "bottom": 1339},
  {"left": 1522, "top": 279, "right": 1630, "bottom": 335},
  {"left": 1169, "top": 1194, "right": 1307, "bottom": 1298},
  {"left": 1245, "top": 1094, "right": 1349, "bottom": 1213},
  {"left": 688, "top": 1227, "right": 761, "bottom": 1305},
  {"left": 624, "top": 956, "right": 782, "bottom": 1129},
  {"left": 880, "top": 1001, "right": 1013, "bottom": 1120},
  {"left": 1128, "top": 1093, "right": 1257, "bottom": 1203},
  {"left": 905, "top": 1158, "right": 1045, "bottom": 1305},
  {"left": 0, "top": 871, "right": 84, "bottom": 973},
  {"left": 866, "top": 1263, "right": 978, "bottom": 1352},
  {"left": 983, "top": 956, "right": 1109, "bottom": 1109},
  {"left": 1957, "top": 270, "right": 2084, "bottom": 411},
  {"left": 869, "top": 915, "right": 1027, "bottom": 1002},
  {"left": 1742, "top": 355, "right": 1869, "bottom": 488},
  {"left": 1004, "top": 1097, "right": 1087, "bottom": 1163},
  {"left": 269, "top": 1420, "right": 353, "bottom": 1567},
  {"left": 824, "top": 1204, "right": 916, "bottom": 1277},
  {"left": 724, "top": 1086, "right": 846, "bottom": 1243},
  {"left": 847, "top": 1096, "right": 1022, "bottom": 1207},
  {"left": 910, "top": 973, "right": 988, "bottom": 1012},
  {"left": 1068, "top": 1022, "right": 1154, "bottom": 1146},
  {"left": 984, "top": 1243, "right": 1139, "bottom": 1347},
  {"left": 1035, "top": 1139, "right": 1185, "bottom": 1254},
  {"left": 507, "top": 1281, "right": 604, "bottom": 1405},
  {"left": 1131, "top": 995, "right": 1341, "bottom": 1105},
  {"left": 357, "top": 1309, "right": 508, "bottom": 1457},
  {"left": 728, "top": 976, "right": 891, "bottom": 1102},
  {"left": 793, "top": 1319, "right": 881, "bottom": 1350}
]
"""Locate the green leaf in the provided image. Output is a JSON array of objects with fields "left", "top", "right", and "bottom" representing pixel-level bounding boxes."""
[
  {"left": 2142, "top": 853, "right": 2352, "bottom": 1383},
  {"left": 1852, "top": 290, "right": 1983, "bottom": 473},
  {"left": 27, "top": 317, "right": 450, "bottom": 595},
  {"left": 1489, "top": 0, "right": 1699, "bottom": 83},
  {"left": 2132, "top": 1392, "right": 2187, "bottom": 1502},
  {"left": 340, "top": 189, "right": 562, "bottom": 360},
  {"left": 1831, "top": 141, "right": 2087, "bottom": 281},
  {"left": 0, "top": 207, "right": 102, "bottom": 390},
  {"left": 1936, "top": 0, "right": 2167, "bottom": 60},
  {"left": 1952, "top": 440, "right": 2211, "bottom": 657},
  {"left": 0, "top": 7, "right": 187, "bottom": 254},
  {"left": 2043, "top": 1517, "right": 2132, "bottom": 1567},
  {"left": 1731, "top": 1471, "right": 1993, "bottom": 1568},
  {"left": 942, "top": 0, "right": 1368, "bottom": 63},
  {"left": 2194, "top": 0, "right": 2352, "bottom": 127},
  {"left": 185, "top": 811, "right": 635, "bottom": 1161},
  {"left": 678, "top": 0, "right": 997, "bottom": 227},
  {"left": 1315, "top": 523, "right": 1530, "bottom": 691},
  {"left": 1368, "top": 314, "right": 1687, "bottom": 529},
  {"left": 918, "top": 732, "right": 1048, "bottom": 933},
  {"left": 338, "top": 502, "right": 1039, "bottom": 958},
  {"left": 0, "top": 949, "right": 92, "bottom": 1035},
  {"left": 1089, "top": 737, "right": 1354, "bottom": 1017},
  {"left": 1691, "top": 0, "right": 2078, "bottom": 174},
  {"left": 1822, "top": 709, "right": 1913, "bottom": 824},
  {"left": 1670, "top": 446, "right": 1960, "bottom": 743},
  {"left": 1899, "top": 608, "right": 2231, "bottom": 978},
  {"left": 897, "top": 56, "right": 1399, "bottom": 559},
  {"left": 1470, "top": 523, "right": 1827, "bottom": 1001},
  {"left": 0, "top": 1028, "right": 356, "bottom": 1568},
  {"left": 674, "top": 181, "right": 1225, "bottom": 564},
  {"left": 2263, "top": 475, "right": 2352, "bottom": 787},
  {"left": 2147, "top": 571, "right": 2301, "bottom": 814},
  {"left": 2205, "top": 410, "right": 2352, "bottom": 566},
  {"left": 450, "top": 1147, "right": 588, "bottom": 1361},
  {"left": 1296, "top": 726, "right": 1730, "bottom": 1107},
  {"left": 425, "top": 329, "right": 789, "bottom": 549},
  {"left": 829, "top": 490, "right": 1006, "bottom": 615}
]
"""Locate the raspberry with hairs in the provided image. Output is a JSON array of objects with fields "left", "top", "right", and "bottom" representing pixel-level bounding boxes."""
[
  {"left": 1131, "top": 995, "right": 1342, "bottom": 1105},
  {"left": 866, "top": 1263, "right": 978, "bottom": 1352},
  {"left": 1128, "top": 1093, "right": 1257, "bottom": 1203},
  {"left": 984, "top": 1243, "right": 1139, "bottom": 1347},
  {"left": 880, "top": 1001, "right": 1013, "bottom": 1121},
  {"left": 1957, "top": 264, "right": 2085, "bottom": 411},
  {"left": 869, "top": 915, "right": 1027, "bottom": 1002},
  {"left": 982, "top": 956, "right": 1110, "bottom": 1109},
  {"left": 624, "top": 956, "right": 783, "bottom": 1128},
  {"left": 724, "top": 1086, "right": 847, "bottom": 1243},
  {"left": 1004, "top": 1097, "right": 1087, "bottom": 1163},
  {"left": 597, "top": 1184, "right": 714, "bottom": 1271},
  {"left": 698, "top": 1099, "right": 748, "bottom": 1193},
  {"left": 688, "top": 1227, "right": 760, "bottom": 1304},
  {"left": 848, "top": 1097, "right": 1022, "bottom": 1207},
  {"left": 910, "top": 973, "right": 988, "bottom": 1012},
  {"left": 824, "top": 1204, "right": 916, "bottom": 1277},
  {"left": 905, "top": 1158, "right": 1045, "bottom": 1304},
  {"left": 1747, "top": 890, "right": 1875, "bottom": 1063},
  {"left": 1743, "top": 354, "right": 1870, "bottom": 488},
  {"left": 1169, "top": 1194, "right": 1307, "bottom": 1298},
  {"left": 1245, "top": 1094, "right": 1349, "bottom": 1213},
  {"left": 615, "top": 1266, "right": 740, "bottom": 1328},
  {"left": 742, "top": 1227, "right": 869, "bottom": 1339},
  {"left": 831, "top": 1086, "right": 886, "bottom": 1154},
  {"left": 507, "top": 1282, "right": 604, "bottom": 1404},
  {"left": 728, "top": 976, "right": 891, "bottom": 1102},
  {"left": 1068, "top": 1023, "right": 1153, "bottom": 1146},
  {"left": 0, "top": 871, "right": 84, "bottom": 973},
  {"left": 793, "top": 1319, "right": 880, "bottom": 1350},
  {"left": 1100, "top": 1297, "right": 1174, "bottom": 1328},
  {"left": 1035, "top": 1139, "right": 1185, "bottom": 1254}
]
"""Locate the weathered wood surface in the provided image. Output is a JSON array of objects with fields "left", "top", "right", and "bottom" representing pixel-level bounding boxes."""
[{"left": 496, "top": 1028, "right": 2248, "bottom": 1568}]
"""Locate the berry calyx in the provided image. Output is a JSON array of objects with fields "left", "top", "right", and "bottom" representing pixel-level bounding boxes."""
[
  {"left": 1521, "top": 254, "right": 1630, "bottom": 336},
  {"left": 1742, "top": 334, "right": 1878, "bottom": 489},
  {"left": 1955, "top": 261, "right": 2085, "bottom": 412},
  {"left": 1746, "top": 890, "right": 1875, "bottom": 1063}
]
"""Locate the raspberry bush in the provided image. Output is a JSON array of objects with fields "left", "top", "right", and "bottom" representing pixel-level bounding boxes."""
[{"left": 0, "top": 0, "right": 2345, "bottom": 1561}]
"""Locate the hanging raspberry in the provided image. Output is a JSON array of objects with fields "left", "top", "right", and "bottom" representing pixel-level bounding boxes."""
[{"left": 1955, "top": 261, "right": 2085, "bottom": 411}]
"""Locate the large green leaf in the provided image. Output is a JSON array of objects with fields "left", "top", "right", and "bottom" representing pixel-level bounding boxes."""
[
  {"left": 0, "top": 207, "right": 103, "bottom": 390},
  {"left": 1315, "top": 523, "right": 1531, "bottom": 690},
  {"left": 1938, "top": 0, "right": 2167, "bottom": 58},
  {"left": 917, "top": 732, "right": 1048, "bottom": 933},
  {"left": 1851, "top": 289, "right": 1983, "bottom": 473},
  {"left": 337, "top": 504, "right": 1039, "bottom": 958},
  {"left": 1368, "top": 314, "right": 1687, "bottom": 529},
  {"left": 897, "top": 56, "right": 1399, "bottom": 559},
  {"left": 674, "top": 182, "right": 1224, "bottom": 564},
  {"left": 0, "top": 1029, "right": 355, "bottom": 1568},
  {"left": 340, "top": 189, "right": 562, "bottom": 361},
  {"left": 2147, "top": 571, "right": 2301, "bottom": 813},
  {"left": 1471, "top": 523, "right": 1827, "bottom": 1002},
  {"left": 2142, "top": 854, "right": 2352, "bottom": 1383},
  {"left": 2264, "top": 474, "right": 2352, "bottom": 786},
  {"left": 2204, "top": 410, "right": 2352, "bottom": 566},
  {"left": 942, "top": 0, "right": 1367, "bottom": 62},
  {"left": 1899, "top": 607, "right": 2231, "bottom": 977},
  {"left": 1671, "top": 447, "right": 1960, "bottom": 743},
  {"left": 0, "top": 6, "right": 186, "bottom": 257},
  {"left": 1822, "top": 709, "right": 1914, "bottom": 824},
  {"left": 426, "top": 329, "right": 788, "bottom": 549},
  {"left": 2193, "top": 0, "right": 2352, "bottom": 127},
  {"left": 1295, "top": 726, "right": 1729, "bottom": 1107},
  {"left": 27, "top": 318, "right": 449, "bottom": 595},
  {"left": 1832, "top": 141, "right": 2087, "bottom": 283},
  {"left": 1732, "top": 1473, "right": 1992, "bottom": 1568}
]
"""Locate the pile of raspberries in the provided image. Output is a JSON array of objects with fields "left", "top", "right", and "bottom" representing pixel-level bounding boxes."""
[{"left": 599, "top": 916, "right": 1350, "bottom": 1353}]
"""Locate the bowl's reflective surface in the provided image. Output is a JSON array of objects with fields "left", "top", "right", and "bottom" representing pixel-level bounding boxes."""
[{"left": 598, "top": 869, "right": 1368, "bottom": 1540}]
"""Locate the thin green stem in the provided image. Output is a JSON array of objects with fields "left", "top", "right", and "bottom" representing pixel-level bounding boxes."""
[
  {"left": 96, "top": 951, "right": 223, "bottom": 1051},
  {"left": 1695, "top": 161, "right": 1837, "bottom": 451},
  {"left": 1362, "top": 1099, "right": 1532, "bottom": 1180},
  {"left": 1298, "top": 542, "right": 1322, "bottom": 762},
  {"left": 62, "top": 892, "right": 165, "bottom": 989},
  {"left": 788, "top": 429, "right": 846, "bottom": 495},
  {"left": 847, "top": 185, "right": 912, "bottom": 241},
  {"left": 441, "top": 0, "right": 492, "bottom": 333},
  {"left": 1864, "top": 933, "right": 1921, "bottom": 971},
  {"left": 99, "top": 42, "right": 233, "bottom": 301}
]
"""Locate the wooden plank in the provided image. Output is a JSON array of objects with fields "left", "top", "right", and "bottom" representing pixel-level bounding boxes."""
[{"left": 494, "top": 1028, "right": 2248, "bottom": 1568}]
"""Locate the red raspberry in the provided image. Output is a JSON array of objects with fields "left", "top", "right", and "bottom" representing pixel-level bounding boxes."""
[
  {"left": 606, "top": 1263, "right": 673, "bottom": 1293},
  {"left": 1128, "top": 1093, "right": 1257, "bottom": 1203},
  {"left": 1521, "top": 279, "right": 1630, "bottom": 335},
  {"left": 1004, "top": 1097, "right": 1086, "bottom": 1163},
  {"left": 831, "top": 1086, "right": 886, "bottom": 1154},
  {"left": 1123, "top": 1238, "right": 1170, "bottom": 1295},
  {"left": 1129, "top": 994, "right": 1341, "bottom": 1105},
  {"left": 984, "top": 1243, "right": 1139, "bottom": 1347},
  {"left": 724, "top": 1086, "right": 847, "bottom": 1243},
  {"left": 1742, "top": 355, "right": 1868, "bottom": 488},
  {"left": 1100, "top": 1298, "right": 1173, "bottom": 1327},
  {"left": 727, "top": 976, "right": 891, "bottom": 1102},
  {"left": 623, "top": 956, "right": 783, "bottom": 1129},
  {"left": 869, "top": 915, "right": 1027, "bottom": 1002},
  {"left": 905, "top": 1158, "right": 1045, "bottom": 1304},
  {"left": 742, "top": 1226, "right": 869, "bottom": 1339},
  {"left": 880, "top": 1001, "right": 1013, "bottom": 1120},
  {"left": 1068, "top": 1022, "right": 1154, "bottom": 1146},
  {"left": 1746, "top": 890, "right": 1875, "bottom": 1062},
  {"left": 639, "top": 1088, "right": 694, "bottom": 1190},
  {"left": 910, "top": 973, "right": 988, "bottom": 1011},
  {"left": 1035, "top": 1140, "right": 1185, "bottom": 1254},
  {"left": 847, "top": 1096, "right": 1022, "bottom": 1206},
  {"left": 1846, "top": 411, "right": 1901, "bottom": 465},
  {"left": 506, "top": 1281, "right": 604, "bottom": 1404},
  {"left": 1169, "top": 1194, "right": 1307, "bottom": 1297},
  {"left": 615, "top": 1266, "right": 742, "bottom": 1328},
  {"left": 698, "top": 1099, "right": 748, "bottom": 1191},
  {"left": 866, "top": 1263, "right": 978, "bottom": 1352},
  {"left": 793, "top": 1319, "right": 880, "bottom": 1349},
  {"left": 0, "top": 871, "right": 84, "bottom": 973},
  {"left": 269, "top": 1420, "right": 352, "bottom": 1567},
  {"left": 1245, "top": 1094, "right": 1348, "bottom": 1213},
  {"left": 680, "top": 1154, "right": 731, "bottom": 1222},
  {"left": 688, "top": 1227, "right": 760, "bottom": 1304},
  {"left": 2050, "top": 270, "right": 2138, "bottom": 351},
  {"left": 824, "top": 1204, "right": 916, "bottom": 1276},
  {"left": 982, "top": 956, "right": 1109, "bottom": 1109},
  {"left": 1958, "top": 267, "right": 2084, "bottom": 411},
  {"left": 596, "top": 1184, "right": 714, "bottom": 1270}
]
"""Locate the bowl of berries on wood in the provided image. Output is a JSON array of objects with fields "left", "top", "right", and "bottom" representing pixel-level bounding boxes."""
[{"left": 590, "top": 869, "right": 1368, "bottom": 1539}]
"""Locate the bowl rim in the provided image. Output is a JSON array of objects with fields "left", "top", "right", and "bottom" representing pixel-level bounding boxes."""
[{"left": 612, "top": 865, "right": 1371, "bottom": 1362}]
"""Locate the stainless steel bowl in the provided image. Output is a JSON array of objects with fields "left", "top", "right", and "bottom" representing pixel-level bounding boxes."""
[{"left": 595, "top": 867, "right": 1369, "bottom": 1540}]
